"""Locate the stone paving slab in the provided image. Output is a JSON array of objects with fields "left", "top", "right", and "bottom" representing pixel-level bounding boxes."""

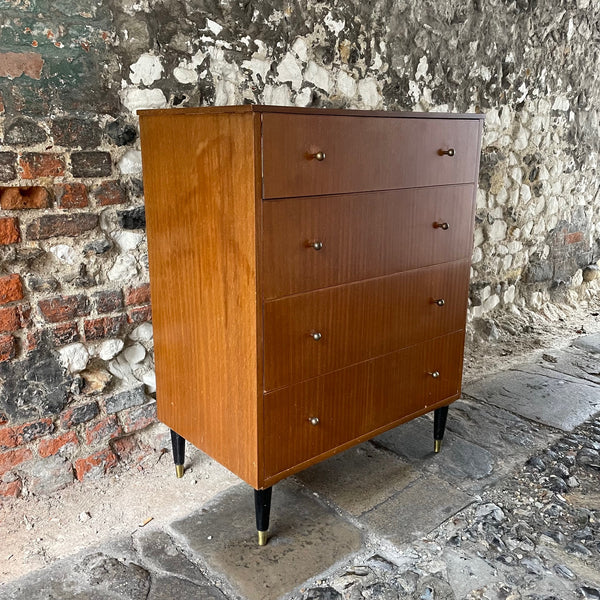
[
  {"left": 573, "top": 332, "right": 600, "bottom": 354},
  {"left": 134, "top": 529, "right": 223, "bottom": 589},
  {"left": 373, "top": 412, "right": 501, "bottom": 495},
  {"left": 170, "top": 480, "right": 362, "bottom": 600},
  {"left": 295, "top": 443, "right": 418, "bottom": 517},
  {"left": 147, "top": 575, "right": 228, "bottom": 600},
  {"left": 464, "top": 366, "right": 600, "bottom": 431},
  {"left": 529, "top": 347, "right": 600, "bottom": 386},
  {"left": 361, "top": 474, "right": 474, "bottom": 547},
  {"left": 0, "top": 539, "right": 149, "bottom": 600}
]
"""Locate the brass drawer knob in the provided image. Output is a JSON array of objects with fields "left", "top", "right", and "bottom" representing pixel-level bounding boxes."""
[
  {"left": 434, "top": 298, "right": 445, "bottom": 307},
  {"left": 305, "top": 240, "right": 323, "bottom": 251},
  {"left": 311, "top": 331, "right": 322, "bottom": 341},
  {"left": 429, "top": 371, "right": 440, "bottom": 379},
  {"left": 311, "top": 151, "right": 326, "bottom": 161},
  {"left": 433, "top": 222, "right": 449, "bottom": 230},
  {"left": 309, "top": 417, "right": 320, "bottom": 426},
  {"left": 438, "top": 148, "right": 455, "bottom": 157}
]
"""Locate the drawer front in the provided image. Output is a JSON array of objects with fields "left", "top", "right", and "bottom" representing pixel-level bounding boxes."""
[
  {"left": 263, "top": 185, "right": 475, "bottom": 299},
  {"left": 263, "top": 332, "right": 465, "bottom": 479},
  {"left": 370, "top": 330, "right": 465, "bottom": 426},
  {"left": 262, "top": 114, "right": 481, "bottom": 199},
  {"left": 264, "top": 260, "right": 470, "bottom": 391}
]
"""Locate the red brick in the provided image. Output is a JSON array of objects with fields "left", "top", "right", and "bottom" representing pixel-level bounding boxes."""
[
  {"left": 74, "top": 448, "right": 117, "bottom": 481},
  {"left": 124, "top": 283, "right": 151, "bottom": 306},
  {"left": 0, "top": 274, "right": 23, "bottom": 304},
  {"left": 83, "top": 315, "right": 126, "bottom": 341},
  {"left": 26, "top": 329, "right": 40, "bottom": 352},
  {"left": 0, "top": 186, "right": 49, "bottom": 209},
  {"left": 121, "top": 402, "right": 156, "bottom": 434},
  {"left": 38, "top": 431, "right": 78, "bottom": 458},
  {"left": 38, "top": 294, "right": 90, "bottom": 323},
  {"left": 0, "top": 217, "right": 20, "bottom": 245},
  {"left": 0, "top": 478, "right": 22, "bottom": 497},
  {"left": 111, "top": 435, "right": 153, "bottom": 464},
  {"left": 93, "top": 290, "right": 123, "bottom": 314},
  {"left": 565, "top": 231, "right": 583, "bottom": 244},
  {"left": 85, "top": 415, "right": 122, "bottom": 446},
  {"left": 94, "top": 181, "right": 126, "bottom": 206},
  {"left": 20, "top": 153, "right": 65, "bottom": 179},
  {"left": 50, "top": 321, "right": 80, "bottom": 345},
  {"left": 55, "top": 182, "right": 88, "bottom": 208},
  {"left": 0, "top": 334, "right": 16, "bottom": 361},
  {"left": 0, "top": 306, "right": 19, "bottom": 332},
  {"left": 0, "top": 447, "right": 32, "bottom": 475},
  {"left": 0, "top": 52, "right": 44, "bottom": 79},
  {"left": 127, "top": 305, "right": 152, "bottom": 324},
  {"left": 27, "top": 213, "right": 98, "bottom": 240},
  {"left": 0, "top": 418, "right": 53, "bottom": 449}
]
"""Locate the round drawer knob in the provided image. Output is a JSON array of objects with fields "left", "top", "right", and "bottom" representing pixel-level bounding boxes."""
[
  {"left": 435, "top": 298, "right": 445, "bottom": 307},
  {"left": 311, "top": 332, "right": 322, "bottom": 341},
  {"left": 434, "top": 222, "right": 449, "bottom": 230},
  {"left": 309, "top": 417, "right": 320, "bottom": 426},
  {"left": 312, "top": 151, "right": 326, "bottom": 161},
  {"left": 306, "top": 240, "right": 323, "bottom": 251},
  {"left": 439, "top": 148, "right": 455, "bottom": 157},
  {"left": 429, "top": 371, "right": 440, "bottom": 379}
]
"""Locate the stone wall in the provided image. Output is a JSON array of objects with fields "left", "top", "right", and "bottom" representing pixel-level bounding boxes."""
[{"left": 0, "top": 0, "right": 598, "bottom": 496}]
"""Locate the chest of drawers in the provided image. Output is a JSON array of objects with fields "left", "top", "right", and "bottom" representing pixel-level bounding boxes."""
[{"left": 138, "top": 105, "right": 484, "bottom": 544}]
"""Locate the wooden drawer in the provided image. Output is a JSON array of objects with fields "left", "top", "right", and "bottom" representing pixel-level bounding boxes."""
[
  {"left": 262, "top": 114, "right": 481, "bottom": 199},
  {"left": 263, "top": 185, "right": 475, "bottom": 299},
  {"left": 264, "top": 260, "right": 470, "bottom": 391},
  {"left": 263, "top": 331, "right": 465, "bottom": 479}
]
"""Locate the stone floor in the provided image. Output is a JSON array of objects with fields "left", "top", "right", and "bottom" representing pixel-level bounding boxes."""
[{"left": 2, "top": 334, "right": 600, "bottom": 600}]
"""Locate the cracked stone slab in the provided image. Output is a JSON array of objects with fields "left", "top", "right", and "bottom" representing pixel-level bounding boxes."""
[
  {"left": 295, "top": 443, "right": 419, "bottom": 517},
  {"left": 147, "top": 575, "right": 228, "bottom": 600},
  {"left": 0, "top": 539, "right": 148, "bottom": 600},
  {"left": 361, "top": 475, "right": 474, "bottom": 547},
  {"left": 135, "top": 529, "right": 214, "bottom": 588},
  {"left": 527, "top": 347, "right": 600, "bottom": 386},
  {"left": 463, "top": 367, "right": 600, "bottom": 432},
  {"left": 170, "top": 480, "right": 362, "bottom": 600}
]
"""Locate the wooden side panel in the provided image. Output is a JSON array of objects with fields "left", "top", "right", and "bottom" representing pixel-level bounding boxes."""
[
  {"left": 262, "top": 185, "right": 475, "bottom": 299},
  {"left": 262, "top": 114, "right": 481, "bottom": 198},
  {"left": 139, "top": 112, "right": 260, "bottom": 487},
  {"left": 263, "top": 259, "right": 471, "bottom": 390}
]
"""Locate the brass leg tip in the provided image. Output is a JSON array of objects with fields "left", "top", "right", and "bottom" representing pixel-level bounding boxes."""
[
  {"left": 175, "top": 464, "right": 184, "bottom": 478},
  {"left": 257, "top": 530, "right": 268, "bottom": 546},
  {"left": 434, "top": 439, "right": 442, "bottom": 453}
]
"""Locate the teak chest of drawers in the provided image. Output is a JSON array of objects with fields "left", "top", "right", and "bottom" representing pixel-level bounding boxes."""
[{"left": 138, "top": 105, "right": 484, "bottom": 545}]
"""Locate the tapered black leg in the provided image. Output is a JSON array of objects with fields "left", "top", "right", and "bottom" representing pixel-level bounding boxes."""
[
  {"left": 434, "top": 406, "right": 449, "bottom": 453},
  {"left": 170, "top": 430, "right": 186, "bottom": 478},
  {"left": 254, "top": 487, "right": 273, "bottom": 546}
]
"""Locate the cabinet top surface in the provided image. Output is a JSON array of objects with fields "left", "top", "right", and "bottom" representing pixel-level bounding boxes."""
[{"left": 137, "top": 104, "right": 485, "bottom": 120}]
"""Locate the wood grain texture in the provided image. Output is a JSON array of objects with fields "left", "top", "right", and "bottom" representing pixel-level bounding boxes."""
[
  {"left": 139, "top": 111, "right": 261, "bottom": 487},
  {"left": 263, "top": 331, "right": 465, "bottom": 479},
  {"left": 263, "top": 185, "right": 475, "bottom": 299},
  {"left": 264, "top": 259, "right": 471, "bottom": 390},
  {"left": 262, "top": 113, "right": 481, "bottom": 198},
  {"left": 138, "top": 107, "right": 483, "bottom": 491}
]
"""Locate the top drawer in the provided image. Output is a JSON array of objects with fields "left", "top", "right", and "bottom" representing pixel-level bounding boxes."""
[{"left": 262, "top": 114, "right": 481, "bottom": 199}]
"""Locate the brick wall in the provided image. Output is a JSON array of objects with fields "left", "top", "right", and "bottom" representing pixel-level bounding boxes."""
[{"left": 0, "top": 0, "right": 599, "bottom": 496}]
